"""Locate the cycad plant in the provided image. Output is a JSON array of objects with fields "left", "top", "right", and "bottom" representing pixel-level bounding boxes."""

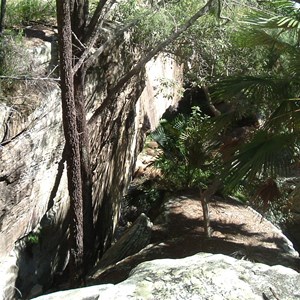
[{"left": 213, "top": 0, "right": 300, "bottom": 205}]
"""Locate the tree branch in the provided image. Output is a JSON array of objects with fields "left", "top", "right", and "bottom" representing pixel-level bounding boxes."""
[
  {"left": 0, "top": 75, "right": 60, "bottom": 81},
  {"left": 72, "top": 0, "right": 118, "bottom": 75},
  {"left": 203, "top": 86, "right": 221, "bottom": 117},
  {"left": 80, "top": 21, "right": 137, "bottom": 73},
  {"left": 85, "top": 0, "right": 109, "bottom": 41},
  {"left": 88, "top": 0, "right": 215, "bottom": 125}
]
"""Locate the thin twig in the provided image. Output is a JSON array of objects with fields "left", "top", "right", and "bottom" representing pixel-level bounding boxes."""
[
  {"left": 0, "top": 75, "right": 60, "bottom": 81},
  {"left": 72, "top": 31, "right": 86, "bottom": 50}
]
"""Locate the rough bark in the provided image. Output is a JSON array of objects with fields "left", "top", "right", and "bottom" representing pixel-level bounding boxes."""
[
  {"left": 56, "top": 0, "right": 84, "bottom": 285},
  {"left": 74, "top": 69, "right": 95, "bottom": 270},
  {"left": 0, "top": 0, "right": 6, "bottom": 34},
  {"left": 71, "top": 0, "right": 96, "bottom": 272}
]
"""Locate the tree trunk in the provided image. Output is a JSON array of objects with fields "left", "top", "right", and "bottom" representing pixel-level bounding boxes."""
[
  {"left": 56, "top": 0, "right": 84, "bottom": 285},
  {"left": 200, "top": 192, "right": 211, "bottom": 238},
  {"left": 74, "top": 69, "right": 95, "bottom": 270},
  {"left": 0, "top": 0, "right": 6, "bottom": 34},
  {"left": 200, "top": 179, "right": 221, "bottom": 238},
  {"left": 71, "top": 0, "right": 96, "bottom": 271}
]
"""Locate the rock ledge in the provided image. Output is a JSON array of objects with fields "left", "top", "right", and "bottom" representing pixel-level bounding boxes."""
[{"left": 34, "top": 252, "right": 300, "bottom": 300}]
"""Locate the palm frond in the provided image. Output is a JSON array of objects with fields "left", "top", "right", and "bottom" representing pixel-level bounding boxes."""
[
  {"left": 253, "top": 178, "right": 281, "bottom": 212},
  {"left": 264, "top": 98, "right": 300, "bottom": 132},
  {"left": 244, "top": 13, "right": 300, "bottom": 30},
  {"left": 224, "top": 130, "right": 299, "bottom": 190},
  {"left": 237, "top": 0, "right": 300, "bottom": 51},
  {"left": 150, "top": 124, "right": 169, "bottom": 149},
  {"left": 236, "top": 28, "right": 297, "bottom": 52},
  {"left": 212, "top": 76, "right": 291, "bottom": 103},
  {"left": 287, "top": 53, "right": 300, "bottom": 77}
]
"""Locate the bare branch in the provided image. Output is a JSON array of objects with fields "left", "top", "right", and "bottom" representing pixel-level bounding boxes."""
[
  {"left": 88, "top": 0, "right": 215, "bottom": 125},
  {"left": 216, "top": 0, "right": 231, "bottom": 24},
  {"left": 85, "top": 0, "right": 109, "bottom": 41},
  {"left": 79, "top": 21, "right": 137, "bottom": 74},
  {"left": 0, "top": 75, "right": 60, "bottom": 81},
  {"left": 72, "top": 31, "right": 86, "bottom": 50},
  {"left": 72, "top": 0, "right": 118, "bottom": 75},
  {"left": 203, "top": 86, "right": 221, "bottom": 117}
]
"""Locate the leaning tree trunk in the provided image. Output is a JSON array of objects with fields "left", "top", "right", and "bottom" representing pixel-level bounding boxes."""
[
  {"left": 56, "top": 0, "right": 84, "bottom": 285},
  {"left": 0, "top": 0, "right": 6, "bottom": 34}
]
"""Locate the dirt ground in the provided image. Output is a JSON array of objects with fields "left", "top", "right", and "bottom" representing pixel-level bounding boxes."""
[{"left": 88, "top": 192, "right": 300, "bottom": 285}]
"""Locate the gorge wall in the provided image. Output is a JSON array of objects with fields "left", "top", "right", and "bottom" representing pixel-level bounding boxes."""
[{"left": 0, "top": 32, "right": 182, "bottom": 299}]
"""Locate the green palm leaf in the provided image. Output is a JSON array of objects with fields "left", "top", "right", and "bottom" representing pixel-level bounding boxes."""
[
  {"left": 265, "top": 98, "right": 300, "bottom": 132},
  {"left": 287, "top": 52, "right": 300, "bottom": 78},
  {"left": 212, "top": 76, "right": 291, "bottom": 103},
  {"left": 236, "top": 28, "right": 296, "bottom": 52},
  {"left": 224, "top": 130, "right": 299, "bottom": 190}
]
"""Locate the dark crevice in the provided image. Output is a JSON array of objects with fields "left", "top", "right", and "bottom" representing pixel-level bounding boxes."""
[
  {"left": 47, "top": 145, "right": 66, "bottom": 210},
  {"left": 0, "top": 175, "right": 11, "bottom": 185},
  {"left": 0, "top": 128, "right": 27, "bottom": 146}
]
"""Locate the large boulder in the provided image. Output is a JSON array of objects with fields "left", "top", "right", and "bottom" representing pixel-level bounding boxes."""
[{"left": 33, "top": 252, "right": 300, "bottom": 300}]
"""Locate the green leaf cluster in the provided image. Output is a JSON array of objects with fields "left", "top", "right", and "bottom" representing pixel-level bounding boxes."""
[
  {"left": 151, "top": 107, "right": 217, "bottom": 190},
  {"left": 6, "top": 0, "right": 56, "bottom": 27},
  {"left": 210, "top": 0, "right": 300, "bottom": 214}
]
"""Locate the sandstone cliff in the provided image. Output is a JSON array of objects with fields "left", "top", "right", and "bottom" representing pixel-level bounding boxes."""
[{"left": 0, "top": 32, "right": 182, "bottom": 299}]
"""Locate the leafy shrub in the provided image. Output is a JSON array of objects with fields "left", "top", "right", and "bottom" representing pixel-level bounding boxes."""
[
  {"left": 151, "top": 107, "right": 217, "bottom": 190},
  {"left": 0, "top": 32, "right": 46, "bottom": 116},
  {"left": 6, "top": 0, "right": 56, "bottom": 27},
  {"left": 0, "top": 33, "right": 28, "bottom": 96}
]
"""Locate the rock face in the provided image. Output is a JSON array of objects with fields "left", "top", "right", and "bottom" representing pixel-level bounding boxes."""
[
  {"left": 0, "top": 32, "right": 182, "bottom": 299},
  {"left": 287, "top": 180, "right": 300, "bottom": 253},
  {"left": 33, "top": 252, "right": 300, "bottom": 300},
  {"left": 92, "top": 213, "right": 153, "bottom": 275}
]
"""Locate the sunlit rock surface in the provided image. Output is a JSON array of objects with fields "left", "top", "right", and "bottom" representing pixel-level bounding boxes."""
[{"left": 34, "top": 252, "right": 300, "bottom": 300}]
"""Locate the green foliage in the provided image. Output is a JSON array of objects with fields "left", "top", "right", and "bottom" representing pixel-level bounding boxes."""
[
  {"left": 6, "top": 0, "right": 56, "bottom": 27},
  {"left": 212, "top": 76, "right": 294, "bottom": 117},
  {"left": 122, "top": 181, "right": 164, "bottom": 222},
  {"left": 224, "top": 130, "right": 298, "bottom": 190},
  {"left": 151, "top": 107, "right": 216, "bottom": 190},
  {"left": 112, "top": 0, "right": 266, "bottom": 86},
  {"left": 0, "top": 33, "right": 28, "bottom": 98},
  {"left": 26, "top": 231, "right": 41, "bottom": 245},
  {"left": 173, "top": 0, "right": 264, "bottom": 85},
  {"left": 209, "top": 0, "right": 300, "bottom": 183},
  {"left": 114, "top": 0, "right": 175, "bottom": 47}
]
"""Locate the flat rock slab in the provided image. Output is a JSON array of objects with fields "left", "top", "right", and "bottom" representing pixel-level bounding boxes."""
[{"left": 34, "top": 252, "right": 300, "bottom": 300}]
